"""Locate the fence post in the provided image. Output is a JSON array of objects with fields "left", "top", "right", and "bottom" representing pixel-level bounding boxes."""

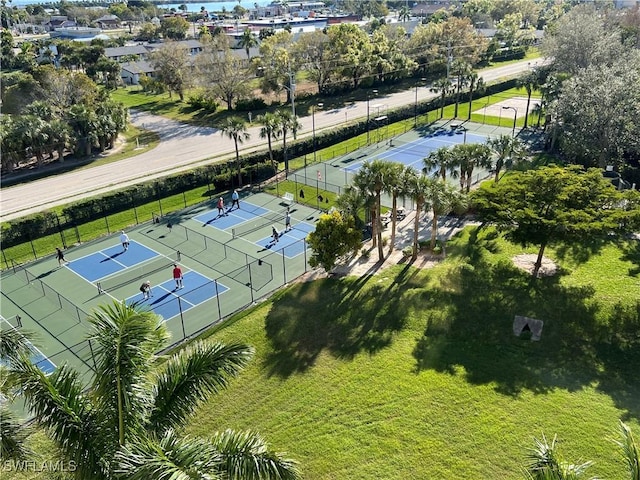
[
  {"left": 214, "top": 280, "right": 222, "bottom": 320},
  {"left": 183, "top": 191, "right": 187, "bottom": 209},
  {"left": 30, "top": 236, "right": 37, "bottom": 261},
  {"left": 247, "top": 264, "right": 254, "bottom": 303},
  {"left": 55, "top": 214, "right": 67, "bottom": 249},
  {"left": 178, "top": 298, "right": 187, "bottom": 340},
  {"left": 303, "top": 239, "right": 307, "bottom": 272},
  {"left": 282, "top": 249, "right": 287, "bottom": 284},
  {"left": 2, "top": 249, "right": 8, "bottom": 270},
  {"left": 132, "top": 193, "right": 139, "bottom": 224}
]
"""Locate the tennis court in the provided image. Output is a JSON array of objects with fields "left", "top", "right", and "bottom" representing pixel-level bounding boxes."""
[
  {"left": 0, "top": 192, "right": 322, "bottom": 385},
  {"left": 342, "top": 129, "right": 488, "bottom": 175}
]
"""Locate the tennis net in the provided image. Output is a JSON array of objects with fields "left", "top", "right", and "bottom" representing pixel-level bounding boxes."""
[
  {"left": 231, "top": 209, "right": 288, "bottom": 239},
  {"left": 389, "top": 139, "right": 433, "bottom": 158},
  {"left": 97, "top": 252, "right": 179, "bottom": 293}
]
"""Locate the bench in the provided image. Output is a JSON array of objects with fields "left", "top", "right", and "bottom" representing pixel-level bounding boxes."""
[{"left": 282, "top": 192, "right": 294, "bottom": 204}]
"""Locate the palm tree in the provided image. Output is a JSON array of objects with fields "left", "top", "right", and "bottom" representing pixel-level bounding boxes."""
[
  {"left": 425, "top": 179, "right": 464, "bottom": 251},
  {"left": 616, "top": 421, "right": 640, "bottom": 480},
  {"left": 220, "top": 116, "right": 250, "bottom": 186},
  {"left": 405, "top": 170, "right": 431, "bottom": 261},
  {"left": 238, "top": 28, "right": 258, "bottom": 60},
  {"left": 276, "top": 109, "right": 301, "bottom": 175},
  {"left": 258, "top": 112, "right": 281, "bottom": 172},
  {"left": 0, "top": 327, "right": 36, "bottom": 462},
  {"left": 423, "top": 146, "right": 459, "bottom": 182},
  {"left": 467, "top": 73, "right": 484, "bottom": 121},
  {"left": 451, "top": 143, "right": 493, "bottom": 192},
  {"left": 336, "top": 185, "right": 367, "bottom": 231},
  {"left": 430, "top": 78, "right": 453, "bottom": 119},
  {"left": 382, "top": 162, "right": 410, "bottom": 252},
  {"left": 450, "top": 60, "right": 471, "bottom": 119},
  {"left": 353, "top": 159, "right": 388, "bottom": 262},
  {"left": 487, "top": 135, "right": 524, "bottom": 183},
  {"left": 13, "top": 300, "right": 300, "bottom": 480},
  {"left": 518, "top": 70, "right": 539, "bottom": 129},
  {"left": 525, "top": 434, "right": 595, "bottom": 480},
  {"left": 398, "top": 5, "right": 411, "bottom": 22}
]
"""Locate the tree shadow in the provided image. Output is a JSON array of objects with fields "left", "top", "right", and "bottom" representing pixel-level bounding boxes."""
[
  {"left": 263, "top": 274, "right": 414, "bottom": 377},
  {"left": 620, "top": 239, "right": 640, "bottom": 277},
  {"left": 411, "top": 230, "right": 640, "bottom": 419}
]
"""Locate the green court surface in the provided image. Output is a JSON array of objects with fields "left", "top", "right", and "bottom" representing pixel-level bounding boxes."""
[
  {"left": 1, "top": 192, "right": 322, "bottom": 382},
  {"left": 288, "top": 120, "right": 515, "bottom": 202}
]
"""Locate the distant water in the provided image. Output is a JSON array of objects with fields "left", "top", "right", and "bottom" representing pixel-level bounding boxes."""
[{"left": 11, "top": 0, "right": 272, "bottom": 12}]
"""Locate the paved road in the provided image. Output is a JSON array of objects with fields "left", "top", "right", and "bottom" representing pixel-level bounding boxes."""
[{"left": 0, "top": 59, "right": 541, "bottom": 222}]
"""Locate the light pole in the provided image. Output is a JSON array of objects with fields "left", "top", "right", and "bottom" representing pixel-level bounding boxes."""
[
  {"left": 312, "top": 102, "right": 323, "bottom": 166},
  {"left": 414, "top": 77, "right": 426, "bottom": 127},
  {"left": 366, "top": 89, "right": 378, "bottom": 144},
  {"left": 502, "top": 106, "right": 518, "bottom": 137}
]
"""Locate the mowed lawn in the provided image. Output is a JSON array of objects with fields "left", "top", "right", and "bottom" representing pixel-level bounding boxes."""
[{"left": 188, "top": 226, "right": 640, "bottom": 479}]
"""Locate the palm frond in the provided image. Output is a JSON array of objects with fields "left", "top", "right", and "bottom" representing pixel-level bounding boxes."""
[
  {"left": 615, "top": 421, "right": 640, "bottom": 480},
  {"left": 115, "top": 428, "right": 221, "bottom": 480},
  {"left": 14, "top": 360, "right": 107, "bottom": 480},
  {"left": 88, "top": 300, "right": 169, "bottom": 444},
  {"left": 0, "top": 405, "right": 32, "bottom": 461},
  {"left": 0, "top": 327, "right": 37, "bottom": 365},
  {"left": 210, "top": 429, "right": 300, "bottom": 480},
  {"left": 148, "top": 341, "right": 253, "bottom": 435}
]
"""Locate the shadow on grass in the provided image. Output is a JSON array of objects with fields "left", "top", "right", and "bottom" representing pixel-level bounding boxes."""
[
  {"left": 412, "top": 226, "right": 640, "bottom": 419},
  {"left": 262, "top": 272, "right": 418, "bottom": 377},
  {"left": 620, "top": 239, "right": 640, "bottom": 277}
]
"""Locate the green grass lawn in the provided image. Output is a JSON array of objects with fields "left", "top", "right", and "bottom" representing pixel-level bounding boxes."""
[{"left": 186, "top": 226, "right": 640, "bottom": 479}]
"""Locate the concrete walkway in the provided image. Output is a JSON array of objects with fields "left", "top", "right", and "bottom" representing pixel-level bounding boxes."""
[{"left": 0, "top": 59, "right": 541, "bottom": 222}]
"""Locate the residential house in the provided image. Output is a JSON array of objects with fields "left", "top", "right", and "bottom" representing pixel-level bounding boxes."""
[{"left": 94, "top": 15, "right": 121, "bottom": 30}]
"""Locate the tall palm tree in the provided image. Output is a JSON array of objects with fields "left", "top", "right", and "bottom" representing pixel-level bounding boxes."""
[
  {"left": 451, "top": 143, "right": 493, "bottom": 192},
  {"left": 425, "top": 179, "right": 464, "bottom": 251},
  {"left": 450, "top": 60, "right": 471, "bottom": 119},
  {"left": 430, "top": 78, "right": 453, "bottom": 119},
  {"left": 518, "top": 70, "right": 539, "bottom": 129},
  {"left": 258, "top": 112, "right": 281, "bottom": 172},
  {"left": 276, "top": 109, "right": 301, "bottom": 175},
  {"left": 616, "top": 421, "right": 640, "bottom": 480},
  {"left": 353, "top": 159, "right": 388, "bottom": 262},
  {"left": 525, "top": 434, "right": 595, "bottom": 480},
  {"left": 467, "top": 73, "right": 484, "bottom": 121},
  {"left": 220, "top": 116, "right": 250, "bottom": 187},
  {"left": 13, "top": 300, "right": 300, "bottom": 480},
  {"left": 423, "top": 146, "right": 459, "bottom": 183},
  {"left": 487, "top": 134, "right": 524, "bottom": 183},
  {"left": 405, "top": 170, "right": 431, "bottom": 261},
  {"left": 238, "top": 28, "right": 258, "bottom": 60},
  {"left": 382, "top": 162, "right": 410, "bottom": 252},
  {"left": 336, "top": 185, "right": 367, "bottom": 231},
  {"left": 398, "top": 5, "right": 411, "bottom": 22}
]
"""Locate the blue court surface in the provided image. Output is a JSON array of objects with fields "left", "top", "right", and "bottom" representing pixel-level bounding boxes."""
[
  {"left": 256, "top": 222, "right": 315, "bottom": 258},
  {"left": 1, "top": 321, "right": 56, "bottom": 374},
  {"left": 67, "top": 240, "right": 160, "bottom": 283},
  {"left": 194, "top": 202, "right": 270, "bottom": 230},
  {"left": 126, "top": 270, "right": 229, "bottom": 321},
  {"left": 344, "top": 130, "right": 487, "bottom": 174}
]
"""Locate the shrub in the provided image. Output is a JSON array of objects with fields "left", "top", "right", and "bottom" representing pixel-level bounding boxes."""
[{"left": 235, "top": 97, "right": 267, "bottom": 112}]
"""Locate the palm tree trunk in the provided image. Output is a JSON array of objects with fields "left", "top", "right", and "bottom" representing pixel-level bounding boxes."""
[
  {"left": 466, "top": 167, "right": 474, "bottom": 192},
  {"left": 267, "top": 135, "right": 275, "bottom": 172},
  {"left": 376, "top": 192, "right": 384, "bottom": 261},
  {"left": 524, "top": 90, "right": 532, "bottom": 128},
  {"left": 412, "top": 199, "right": 422, "bottom": 260},
  {"left": 389, "top": 194, "right": 397, "bottom": 252},
  {"left": 370, "top": 205, "right": 377, "bottom": 248},
  {"left": 430, "top": 209, "right": 439, "bottom": 251},
  {"left": 467, "top": 87, "right": 474, "bottom": 121}
]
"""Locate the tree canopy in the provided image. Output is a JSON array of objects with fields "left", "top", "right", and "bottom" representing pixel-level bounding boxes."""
[{"left": 473, "top": 165, "right": 639, "bottom": 277}]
